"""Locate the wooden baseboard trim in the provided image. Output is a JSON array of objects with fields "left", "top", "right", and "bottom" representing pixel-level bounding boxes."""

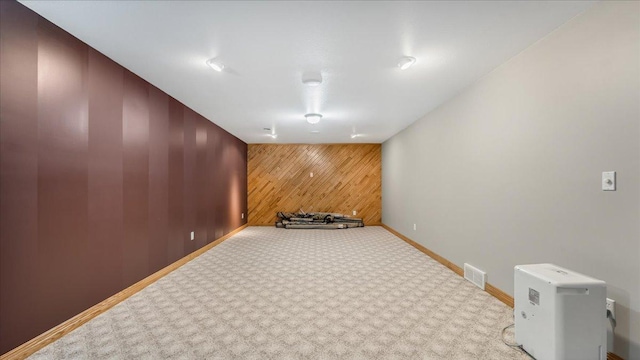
[
  {"left": 248, "top": 223, "right": 383, "bottom": 227},
  {"left": 381, "top": 224, "right": 513, "bottom": 308},
  {"left": 4, "top": 223, "right": 624, "bottom": 360},
  {"left": 381, "top": 224, "right": 626, "bottom": 360},
  {"left": 608, "top": 352, "right": 624, "bottom": 360},
  {"left": 0, "top": 224, "right": 248, "bottom": 360},
  {"left": 381, "top": 224, "right": 464, "bottom": 275},
  {"left": 485, "top": 283, "right": 514, "bottom": 308}
]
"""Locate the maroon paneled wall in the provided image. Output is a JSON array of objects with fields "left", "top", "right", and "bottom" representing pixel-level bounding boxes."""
[{"left": 0, "top": 1, "right": 247, "bottom": 354}]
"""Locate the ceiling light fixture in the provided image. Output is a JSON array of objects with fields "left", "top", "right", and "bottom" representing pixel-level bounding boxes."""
[
  {"left": 206, "top": 58, "right": 224, "bottom": 72},
  {"left": 302, "top": 72, "right": 323, "bottom": 86},
  {"left": 398, "top": 56, "right": 416, "bottom": 70},
  {"left": 305, "top": 113, "right": 322, "bottom": 124},
  {"left": 303, "top": 78, "right": 322, "bottom": 86}
]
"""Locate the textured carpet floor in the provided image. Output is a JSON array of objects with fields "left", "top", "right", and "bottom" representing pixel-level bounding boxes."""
[{"left": 29, "top": 226, "right": 527, "bottom": 359}]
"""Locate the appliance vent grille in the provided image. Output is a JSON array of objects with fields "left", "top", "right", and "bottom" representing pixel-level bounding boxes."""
[{"left": 464, "top": 263, "right": 486, "bottom": 290}]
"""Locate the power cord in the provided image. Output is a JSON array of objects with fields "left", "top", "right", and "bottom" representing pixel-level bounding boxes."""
[
  {"left": 501, "top": 324, "right": 520, "bottom": 348},
  {"left": 607, "top": 309, "right": 617, "bottom": 328},
  {"left": 501, "top": 324, "right": 535, "bottom": 359},
  {"left": 504, "top": 308, "right": 616, "bottom": 359}
]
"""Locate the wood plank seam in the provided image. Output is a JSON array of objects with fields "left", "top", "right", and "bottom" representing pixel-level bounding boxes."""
[
  {"left": 248, "top": 144, "right": 381, "bottom": 226},
  {"left": 0, "top": 224, "right": 248, "bottom": 360},
  {"left": 607, "top": 353, "right": 625, "bottom": 360}
]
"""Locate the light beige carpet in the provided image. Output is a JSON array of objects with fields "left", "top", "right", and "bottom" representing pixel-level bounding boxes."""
[{"left": 29, "top": 226, "right": 527, "bottom": 359}]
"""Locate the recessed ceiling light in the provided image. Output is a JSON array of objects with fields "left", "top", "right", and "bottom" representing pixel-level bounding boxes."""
[
  {"left": 398, "top": 56, "right": 416, "bottom": 70},
  {"left": 206, "top": 58, "right": 224, "bottom": 72},
  {"left": 305, "top": 113, "right": 322, "bottom": 124}
]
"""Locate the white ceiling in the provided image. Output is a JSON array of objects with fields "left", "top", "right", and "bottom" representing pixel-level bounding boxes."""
[{"left": 20, "top": 0, "right": 594, "bottom": 144}]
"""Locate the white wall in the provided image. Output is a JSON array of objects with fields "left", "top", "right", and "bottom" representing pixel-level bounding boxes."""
[{"left": 382, "top": 2, "right": 640, "bottom": 357}]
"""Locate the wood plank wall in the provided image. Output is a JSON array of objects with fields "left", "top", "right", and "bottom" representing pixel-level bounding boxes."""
[
  {"left": 0, "top": 1, "right": 247, "bottom": 354},
  {"left": 248, "top": 144, "right": 381, "bottom": 225}
]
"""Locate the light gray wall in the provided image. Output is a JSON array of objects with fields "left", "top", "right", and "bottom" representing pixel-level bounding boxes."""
[{"left": 382, "top": 1, "right": 640, "bottom": 357}]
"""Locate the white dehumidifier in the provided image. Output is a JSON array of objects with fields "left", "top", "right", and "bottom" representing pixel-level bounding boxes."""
[{"left": 514, "top": 264, "right": 606, "bottom": 360}]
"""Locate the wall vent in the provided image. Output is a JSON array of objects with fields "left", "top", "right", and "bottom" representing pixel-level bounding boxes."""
[{"left": 464, "top": 263, "right": 486, "bottom": 290}]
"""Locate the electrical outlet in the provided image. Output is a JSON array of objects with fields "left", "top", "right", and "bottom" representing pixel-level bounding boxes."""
[
  {"left": 352, "top": 210, "right": 356, "bottom": 216},
  {"left": 413, "top": 223, "right": 416, "bottom": 231},
  {"left": 241, "top": 213, "right": 244, "bottom": 219},
  {"left": 190, "top": 231, "right": 195, "bottom": 241},
  {"left": 606, "top": 298, "right": 615, "bottom": 320}
]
